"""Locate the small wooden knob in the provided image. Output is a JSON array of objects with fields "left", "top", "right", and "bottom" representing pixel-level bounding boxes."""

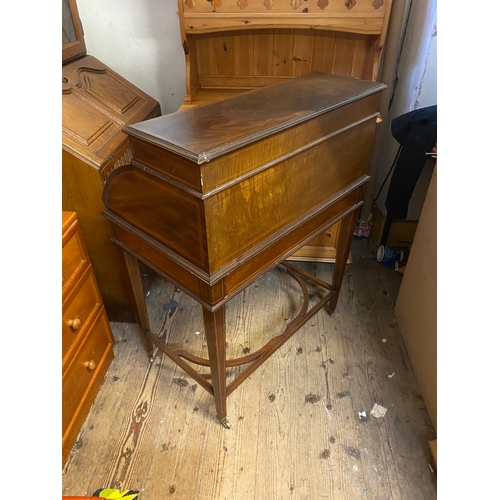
[
  {"left": 68, "top": 317, "right": 81, "bottom": 330},
  {"left": 84, "top": 360, "right": 96, "bottom": 371},
  {"left": 376, "top": 114, "right": 383, "bottom": 124}
]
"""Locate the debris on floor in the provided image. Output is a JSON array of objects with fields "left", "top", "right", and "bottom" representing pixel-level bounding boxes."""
[
  {"left": 305, "top": 394, "right": 321, "bottom": 404},
  {"left": 163, "top": 299, "right": 179, "bottom": 310},
  {"left": 370, "top": 403, "right": 388, "bottom": 418}
]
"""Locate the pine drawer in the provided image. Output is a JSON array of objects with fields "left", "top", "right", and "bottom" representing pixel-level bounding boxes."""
[
  {"left": 62, "top": 306, "right": 114, "bottom": 453},
  {"left": 62, "top": 216, "right": 90, "bottom": 299},
  {"left": 62, "top": 265, "right": 102, "bottom": 367}
]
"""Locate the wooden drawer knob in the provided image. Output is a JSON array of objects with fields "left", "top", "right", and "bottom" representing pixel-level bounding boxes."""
[
  {"left": 68, "top": 317, "right": 81, "bottom": 330},
  {"left": 84, "top": 359, "right": 96, "bottom": 371}
]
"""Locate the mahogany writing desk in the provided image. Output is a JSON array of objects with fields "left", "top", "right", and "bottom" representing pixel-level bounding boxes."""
[{"left": 102, "top": 72, "right": 386, "bottom": 427}]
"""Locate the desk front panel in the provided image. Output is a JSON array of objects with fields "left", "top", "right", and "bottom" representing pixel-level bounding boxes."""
[{"left": 204, "top": 116, "right": 377, "bottom": 271}]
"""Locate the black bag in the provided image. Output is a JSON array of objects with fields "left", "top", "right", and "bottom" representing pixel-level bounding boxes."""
[{"left": 384, "top": 105, "right": 437, "bottom": 220}]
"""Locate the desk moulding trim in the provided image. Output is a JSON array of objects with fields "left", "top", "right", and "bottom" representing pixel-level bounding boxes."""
[
  {"left": 122, "top": 112, "right": 379, "bottom": 200},
  {"left": 108, "top": 198, "right": 362, "bottom": 314},
  {"left": 124, "top": 81, "right": 386, "bottom": 164},
  {"left": 103, "top": 176, "right": 366, "bottom": 290}
]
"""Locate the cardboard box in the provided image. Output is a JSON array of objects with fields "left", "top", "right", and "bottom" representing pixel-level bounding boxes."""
[
  {"left": 370, "top": 204, "right": 419, "bottom": 247},
  {"left": 394, "top": 166, "right": 437, "bottom": 433}
]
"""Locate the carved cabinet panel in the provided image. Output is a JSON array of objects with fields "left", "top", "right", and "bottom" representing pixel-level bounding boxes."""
[{"left": 63, "top": 56, "right": 160, "bottom": 168}]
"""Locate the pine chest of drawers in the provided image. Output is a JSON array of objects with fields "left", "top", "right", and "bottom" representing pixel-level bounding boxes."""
[{"left": 62, "top": 212, "right": 115, "bottom": 466}]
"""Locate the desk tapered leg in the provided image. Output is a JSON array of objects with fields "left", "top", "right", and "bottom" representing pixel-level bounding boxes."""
[
  {"left": 120, "top": 249, "right": 155, "bottom": 358},
  {"left": 202, "top": 306, "right": 229, "bottom": 427},
  {"left": 328, "top": 208, "right": 360, "bottom": 313}
]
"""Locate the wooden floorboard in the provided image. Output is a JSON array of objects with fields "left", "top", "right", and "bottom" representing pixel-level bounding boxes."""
[{"left": 62, "top": 238, "right": 437, "bottom": 499}]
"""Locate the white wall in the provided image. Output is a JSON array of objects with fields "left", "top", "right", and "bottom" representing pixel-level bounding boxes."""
[
  {"left": 392, "top": 0, "right": 437, "bottom": 114},
  {"left": 417, "top": 25, "right": 437, "bottom": 109},
  {"left": 76, "top": 0, "right": 186, "bottom": 115}
]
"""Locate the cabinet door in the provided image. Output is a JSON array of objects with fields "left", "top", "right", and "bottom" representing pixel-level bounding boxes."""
[
  {"left": 62, "top": 55, "right": 160, "bottom": 167},
  {"left": 62, "top": 87, "right": 123, "bottom": 164}
]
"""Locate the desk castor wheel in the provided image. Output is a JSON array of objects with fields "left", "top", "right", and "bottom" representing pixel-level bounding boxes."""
[{"left": 219, "top": 418, "right": 231, "bottom": 429}]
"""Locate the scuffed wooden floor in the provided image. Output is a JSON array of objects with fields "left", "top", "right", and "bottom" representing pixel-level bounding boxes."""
[{"left": 62, "top": 238, "right": 437, "bottom": 499}]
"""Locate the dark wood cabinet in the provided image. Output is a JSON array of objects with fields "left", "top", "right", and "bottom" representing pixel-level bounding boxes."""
[{"left": 62, "top": 1, "right": 161, "bottom": 321}]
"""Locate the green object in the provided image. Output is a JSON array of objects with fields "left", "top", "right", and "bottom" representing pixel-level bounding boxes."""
[{"left": 92, "top": 488, "right": 139, "bottom": 499}]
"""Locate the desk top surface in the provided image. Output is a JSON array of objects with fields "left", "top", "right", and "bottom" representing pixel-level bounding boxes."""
[{"left": 125, "top": 72, "right": 385, "bottom": 164}]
